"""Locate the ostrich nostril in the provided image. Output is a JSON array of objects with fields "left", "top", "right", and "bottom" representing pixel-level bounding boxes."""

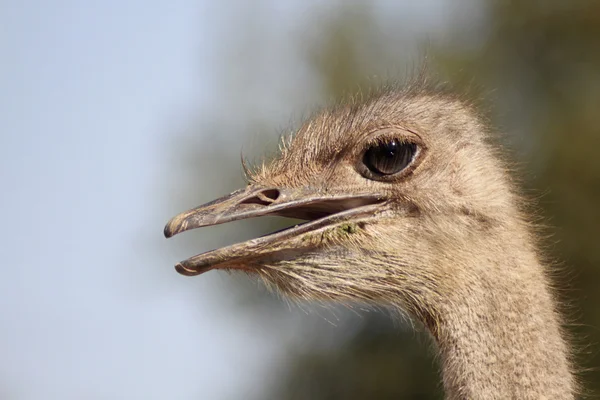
[{"left": 240, "top": 189, "right": 280, "bottom": 206}]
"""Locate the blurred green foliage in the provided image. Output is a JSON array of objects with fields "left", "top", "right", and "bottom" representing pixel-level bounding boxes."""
[{"left": 268, "top": 1, "right": 600, "bottom": 398}]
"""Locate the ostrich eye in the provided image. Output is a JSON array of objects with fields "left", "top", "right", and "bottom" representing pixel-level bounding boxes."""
[{"left": 363, "top": 140, "right": 417, "bottom": 176}]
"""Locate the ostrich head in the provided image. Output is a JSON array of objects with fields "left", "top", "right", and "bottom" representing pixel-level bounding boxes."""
[{"left": 164, "top": 88, "right": 520, "bottom": 316}]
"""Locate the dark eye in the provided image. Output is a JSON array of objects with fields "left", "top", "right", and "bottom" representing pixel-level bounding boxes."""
[{"left": 363, "top": 140, "right": 417, "bottom": 176}]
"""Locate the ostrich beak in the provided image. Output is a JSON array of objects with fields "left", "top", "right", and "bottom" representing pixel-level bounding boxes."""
[{"left": 164, "top": 186, "right": 385, "bottom": 276}]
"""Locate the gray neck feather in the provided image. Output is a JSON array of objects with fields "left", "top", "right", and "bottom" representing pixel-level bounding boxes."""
[{"left": 430, "top": 257, "right": 575, "bottom": 399}]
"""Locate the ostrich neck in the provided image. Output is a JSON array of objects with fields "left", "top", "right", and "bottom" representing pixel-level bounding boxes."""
[{"left": 430, "top": 252, "right": 575, "bottom": 399}]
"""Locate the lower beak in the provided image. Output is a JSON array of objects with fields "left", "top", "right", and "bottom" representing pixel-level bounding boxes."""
[{"left": 164, "top": 186, "right": 385, "bottom": 276}]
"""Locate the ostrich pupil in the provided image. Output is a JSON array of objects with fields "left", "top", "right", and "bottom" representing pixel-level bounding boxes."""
[{"left": 365, "top": 140, "right": 415, "bottom": 175}]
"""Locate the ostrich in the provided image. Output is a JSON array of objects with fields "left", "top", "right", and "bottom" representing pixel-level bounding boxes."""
[{"left": 164, "top": 86, "right": 576, "bottom": 399}]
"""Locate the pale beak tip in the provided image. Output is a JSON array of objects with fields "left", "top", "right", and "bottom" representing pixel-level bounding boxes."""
[{"left": 175, "top": 262, "right": 204, "bottom": 276}]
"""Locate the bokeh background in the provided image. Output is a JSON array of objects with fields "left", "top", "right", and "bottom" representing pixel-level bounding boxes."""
[{"left": 2, "top": 0, "right": 599, "bottom": 399}]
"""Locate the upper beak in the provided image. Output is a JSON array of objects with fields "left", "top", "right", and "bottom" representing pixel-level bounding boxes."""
[{"left": 164, "top": 186, "right": 385, "bottom": 276}]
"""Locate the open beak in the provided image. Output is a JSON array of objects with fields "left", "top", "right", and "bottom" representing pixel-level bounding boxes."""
[{"left": 164, "top": 186, "right": 385, "bottom": 276}]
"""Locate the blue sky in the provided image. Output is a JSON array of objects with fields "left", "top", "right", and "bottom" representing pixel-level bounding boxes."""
[{"left": 0, "top": 1, "right": 462, "bottom": 398}]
